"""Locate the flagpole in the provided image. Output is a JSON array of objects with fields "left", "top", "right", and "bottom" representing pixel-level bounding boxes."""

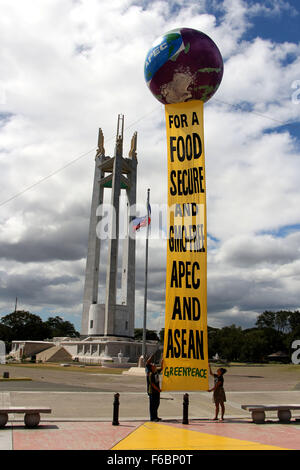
[{"left": 142, "top": 188, "right": 150, "bottom": 360}]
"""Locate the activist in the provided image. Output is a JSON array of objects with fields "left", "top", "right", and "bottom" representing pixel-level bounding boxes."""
[
  {"left": 208, "top": 363, "right": 227, "bottom": 421},
  {"left": 146, "top": 354, "right": 163, "bottom": 422}
]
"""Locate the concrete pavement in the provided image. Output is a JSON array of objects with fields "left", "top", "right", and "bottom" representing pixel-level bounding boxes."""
[
  {"left": 1, "top": 364, "right": 300, "bottom": 451},
  {"left": 0, "top": 390, "right": 300, "bottom": 450},
  {"left": 2, "top": 389, "right": 300, "bottom": 420}
]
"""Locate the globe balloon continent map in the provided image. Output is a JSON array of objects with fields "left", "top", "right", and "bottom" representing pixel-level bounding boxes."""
[{"left": 144, "top": 27, "right": 223, "bottom": 104}]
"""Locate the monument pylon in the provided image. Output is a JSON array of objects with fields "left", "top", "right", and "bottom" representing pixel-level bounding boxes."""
[
  {"left": 81, "top": 115, "right": 137, "bottom": 339},
  {"left": 144, "top": 28, "right": 223, "bottom": 389}
]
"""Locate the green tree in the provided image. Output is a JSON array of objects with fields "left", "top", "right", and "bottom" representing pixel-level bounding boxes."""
[
  {"left": 239, "top": 327, "right": 285, "bottom": 362},
  {"left": 284, "top": 311, "right": 300, "bottom": 353},
  {"left": 208, "top": 325, "right": 243, "bottom": 362},
  {"left": 217, "top": 325, "right": 243, "bottom": 362},
  {"left": 274, "top": 311, "right": 290, "bottom": 334},
  {"left": 239, "top": 329, "right": 270, "bottom": 362},
  {"left": 0, "top": 323, "right": 12, "bottom": 342},
  {"left": 255, "top": 311, "right": 276, "bottom": 329},
  {"left": 159, "top": 328, "right": 165, "bottom": 344},
  {"left": 134, "top": 328, "right": 159, "bottom": 341},
  {"left": 0, "top": 311, "right": 50, "bottom": 341},
  {"left": 207, "top": 326, "right": 221, "bottom": 359},
  {"left": 0, "top": 323, "right": 13, "bottom": 352},
  {"left": 45, "top": 316, "right": 79, "bottom": 338},
  {"left": 288, "top": 311, "right": 300, "bottom": 333}
]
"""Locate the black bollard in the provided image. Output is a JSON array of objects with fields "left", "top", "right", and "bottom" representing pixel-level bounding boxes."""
[
  {"left": 112, "top": 393, "right": 120, "bottom": 426},
  {"left": 182, "top": 393, "right": 189, "bottom": 425},
  {"left": 3, "top": 372, "right": 9, "bottom": 379}
]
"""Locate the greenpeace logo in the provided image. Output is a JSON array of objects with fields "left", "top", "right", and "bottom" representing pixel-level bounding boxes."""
[{"left": 164, "top": 366, "right": 207, "bottom": 378}]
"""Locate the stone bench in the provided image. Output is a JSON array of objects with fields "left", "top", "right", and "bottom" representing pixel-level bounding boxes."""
[
  {"left": 241, "top": 404, "right": 300, "bottom": 424},
  {"left": 0, "top": 407, "right": 52, "bottom": 428}
]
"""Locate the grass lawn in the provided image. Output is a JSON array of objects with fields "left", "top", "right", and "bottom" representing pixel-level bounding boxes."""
[{"left": 2, "top": 363, "right": 124, "bottom": 374}]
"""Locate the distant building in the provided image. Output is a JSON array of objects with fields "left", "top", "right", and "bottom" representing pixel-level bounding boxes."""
[
  {"left": 36, "top": 346, "right": 73, "bottom": 363},
  {"left": 266, "top": 351, "right": 290, "bottom": 363},
  {"left": 10, "top": 340, "right": 54, "bottom": 360},
  {"left": 10, "top": 336, "right": 158, "bottom": 366}
]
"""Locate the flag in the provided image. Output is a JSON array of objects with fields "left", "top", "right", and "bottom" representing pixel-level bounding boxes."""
[
  {"left": 132, "top": 203, "right": 151, "bottom": 232},
  {"left": 147, "top": 202, "right": 151, "bottom": 235},
  {"left": 132, "top": 216, "right": 147, "bottom": 231}
]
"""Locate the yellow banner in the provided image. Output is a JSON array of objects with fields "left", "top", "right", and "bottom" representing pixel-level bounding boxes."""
[{"left": 162, "top": 100, "right": 208, "bottom": 391}]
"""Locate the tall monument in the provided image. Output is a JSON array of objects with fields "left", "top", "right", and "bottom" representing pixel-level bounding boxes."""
[
  {"left": 144, "top": 28, "right": 223, "bottom": 389},
  {"left": 81, "top": 115, "right": 137, "bottom": 339}
]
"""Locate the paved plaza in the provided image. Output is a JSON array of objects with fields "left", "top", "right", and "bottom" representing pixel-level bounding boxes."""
[
  {"left": 0, "top": 364, "right": 300, "bottom": 451},
  {"left": 2, "top": 418, "right": 300, "bottom": 451}
]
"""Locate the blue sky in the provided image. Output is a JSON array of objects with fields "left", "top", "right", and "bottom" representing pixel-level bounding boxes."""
[
  {"left": 0, "top": 0, "right": 300, "bottom": 333},
  {"left": 259, "top": 224, "right": 300, "bottom": 238},
  {"left": 245, "top": 1, "right": 299, "bottom": 43}
]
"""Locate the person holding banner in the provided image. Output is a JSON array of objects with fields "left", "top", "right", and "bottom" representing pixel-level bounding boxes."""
[
  {"left": 146, "top": 354, "right": 163, "bottom": 422},
  {"left": 208, "top": 363, "right": 227, "bottom": 421}
]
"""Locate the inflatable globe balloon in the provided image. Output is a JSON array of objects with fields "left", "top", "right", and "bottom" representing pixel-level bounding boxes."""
[{"left": 144, "top": 27, "right": 223, "bottom": 104}]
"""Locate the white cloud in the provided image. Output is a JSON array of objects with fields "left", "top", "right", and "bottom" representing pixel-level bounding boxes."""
[
  {"left": 0, "top": 0, "right": 300, "bottom": 332},
  {"left": 247, "top": 0, "right": 298, "bottom": 17}
]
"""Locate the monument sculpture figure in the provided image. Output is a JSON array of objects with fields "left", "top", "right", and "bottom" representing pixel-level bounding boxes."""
[{"left": 81, "top": 115, "right": 137, "bottom": 339}]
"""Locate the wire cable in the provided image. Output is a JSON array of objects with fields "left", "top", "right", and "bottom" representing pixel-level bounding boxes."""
[
  {"left": 0, "top": 99, "right": 297, "bottom": 208},
  {"left": 0, "top": 105, "right": 160, "bottom": 208}
]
